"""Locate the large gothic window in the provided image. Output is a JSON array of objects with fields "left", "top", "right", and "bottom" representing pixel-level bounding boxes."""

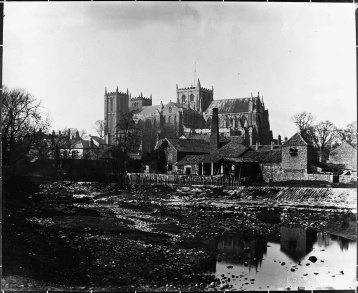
[
  {"left": 110, "top": 99, "right": 113, "bottom": 111},
  {"left": 190, "top": 94, "right": 194, "bottom": 102},
  {"left": 181, "top": 95, "right": 186, "bottom": 103}
]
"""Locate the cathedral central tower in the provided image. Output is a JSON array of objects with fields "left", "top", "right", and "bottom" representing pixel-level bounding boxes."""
[{"left": 176, "top": 79, "right": 213, "bottom": 112}]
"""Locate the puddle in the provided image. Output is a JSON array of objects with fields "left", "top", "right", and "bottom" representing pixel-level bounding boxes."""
[{"left": 197, "top": 227, "right": 356, "bottom": 290}]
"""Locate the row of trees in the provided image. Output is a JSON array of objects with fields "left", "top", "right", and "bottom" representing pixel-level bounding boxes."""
[
  {"left": 291, "top": 111, "right": 356, "bottom": 161},
  {"left": 2, "top": 87, "right": 93, "bottom": 177}
]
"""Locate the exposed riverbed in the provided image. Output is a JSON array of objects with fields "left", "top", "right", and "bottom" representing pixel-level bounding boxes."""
[{"left": 2, "top": 182, "right": 356, "bottom": 291}]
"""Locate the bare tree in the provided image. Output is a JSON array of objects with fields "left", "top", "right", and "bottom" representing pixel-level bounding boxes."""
[
  {"left": 335, "top": 121, "right": 357, "bottom": 148},
  {"left": 2, "top": 86, "right": 51, "bottom": 170},
  {"left": 314, "top": 120, "right": 337, "bottom": 162},
  {"left": 290, "top": 111, "right": 315, "bottom": 141},
  {"left": 93, "top": 120, "right": 105, "bottom": 138}
]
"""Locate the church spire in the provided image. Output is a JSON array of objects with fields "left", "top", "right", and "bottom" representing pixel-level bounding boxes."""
[
  {"left": 116, "top": 86, "right": 119, "bottom": 93},
  {"left": 197, "top": 78, "right": 201, "bottom": 88}
]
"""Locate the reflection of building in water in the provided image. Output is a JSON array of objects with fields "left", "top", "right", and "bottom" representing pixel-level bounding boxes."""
[
  {"left": 208, "top": 234, "right": 267, "bottom": 271},
  {"left": 193, "top": 254, "right": 217, "bottom": 274},
  {"left": 280, "top": 227, "right": 317, "bottom": 262},
  {"left": 330, "top": 234, "right": 350, "bottom": 251},
  {"left": 316, "top": 232, "right": 350, "bottom": 251},
  {"left": 316, "top": 231, "right": 331, "bottom": 247}
]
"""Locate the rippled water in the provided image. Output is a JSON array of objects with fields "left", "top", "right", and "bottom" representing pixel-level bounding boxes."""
[{"left": 198, "top": 227, "right": 356, "bottom": 290}]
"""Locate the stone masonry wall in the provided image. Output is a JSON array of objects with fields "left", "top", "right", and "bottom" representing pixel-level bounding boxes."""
[
  {"left": 261, "top": 163, "right": 333, "bottom": 182},
  {"left": 281, "top": 145, "right": 308, "bottom": 171}
]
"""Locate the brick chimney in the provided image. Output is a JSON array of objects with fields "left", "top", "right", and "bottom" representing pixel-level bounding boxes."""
[{"left": 210, "top": 108, "right": 219, "bottom": 153}]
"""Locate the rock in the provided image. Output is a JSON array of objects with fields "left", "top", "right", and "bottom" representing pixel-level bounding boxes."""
[
  {"left": 291, "top": 269, "right": 295, "bottom": 272},
  {"left": 244, "top": 262, "right": 248, "bottom": 267},
  {"left": 281, "top": 262, "right": 286, "bottom": 266},
  {"left": 340, "top": 271, "right": 344, "bottom": 275},
  {"left": 226, "top": 266, "right": 233, "bottom": 269},
  {"left": 308, "top": 256, "right": 317, "bottom": 263}
]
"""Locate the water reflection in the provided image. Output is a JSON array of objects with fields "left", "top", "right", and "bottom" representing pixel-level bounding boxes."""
[
  {"left": 201, "top": 227, "right": 354, "bottom": 271},
  {"left": 280, "top": 227, "right": 316, "bottom": 262},
  {"left": 197, "top": 227, "right": 356, "bottom": 290}
]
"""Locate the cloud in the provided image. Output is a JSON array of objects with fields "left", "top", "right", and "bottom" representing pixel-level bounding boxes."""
[{"left": 84, "top": 2, "right": 200, "bottom": 31}]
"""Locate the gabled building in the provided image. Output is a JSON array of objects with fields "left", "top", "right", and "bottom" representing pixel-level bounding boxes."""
[{"left": 329, "top": 141, "right": 357, "bottom": 171}]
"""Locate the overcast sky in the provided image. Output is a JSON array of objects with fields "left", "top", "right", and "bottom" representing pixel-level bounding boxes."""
[{"left": 4, "top": 2, "right": 356, "bottom": 140}]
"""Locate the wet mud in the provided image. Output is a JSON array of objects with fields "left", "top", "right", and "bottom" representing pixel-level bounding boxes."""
[{"left": 2, "top": 182, "right": 356, "bottom": 291}]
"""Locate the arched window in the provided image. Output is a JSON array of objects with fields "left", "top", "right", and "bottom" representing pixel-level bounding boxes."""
[
  {"left": 169, "top": 107, "right": 172, "bottom": 114},
  {"left": 168, "top": 116, "right": 171, "bottom": 123},
  {"left": 181, "top": 95, "right": 186, "bottom": 103},
  {"left": 190, "top": 94, "right": 194, "bottom": 102}
]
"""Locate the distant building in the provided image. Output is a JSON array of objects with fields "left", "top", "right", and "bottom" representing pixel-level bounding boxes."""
[
  {"left": 103, "top": 79, "right": 274, "bottom": 153},
  {"left": 329, "top": 141, "right": 357, "bottom": 171}
]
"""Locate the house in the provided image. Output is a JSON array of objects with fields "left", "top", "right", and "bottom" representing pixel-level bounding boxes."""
[
  {"left": 155, "top": 137, "right": 210, "bottom": 174},
  {"left": 329, "top": 141, "right": 357, "bottom": 171}
]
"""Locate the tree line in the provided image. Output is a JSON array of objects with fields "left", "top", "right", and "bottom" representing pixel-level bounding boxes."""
[
  {"left": 290, "top": 111, "right": 356, "bottom": 162},
  {"left": 3, "top": 86, "right": 355, "bottom": 177}
]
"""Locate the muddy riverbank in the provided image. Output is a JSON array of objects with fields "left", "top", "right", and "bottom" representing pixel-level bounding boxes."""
[{"left": 2, "top": 182, "right": 356, "bottom": 291}]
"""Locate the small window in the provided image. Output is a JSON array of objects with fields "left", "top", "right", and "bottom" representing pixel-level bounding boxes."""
[
  {"left": 168, "top": 164, "right": 173, "bottom": 171},
  {"left": 289, "top": 147, "right": 298, "bottom": 156},
  {"left": 169, "top": 107, "right": 172, "bottom": 113}
]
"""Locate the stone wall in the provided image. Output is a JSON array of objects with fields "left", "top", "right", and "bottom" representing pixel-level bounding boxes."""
[
  {"left": 339, "top": 174, "right": 357, "bottom": 183},
  {"left": 261, "top": 163, "right": 333, "bottom": 182},
  {"left": 281, "top": 145, "right": 308, "bottom": 171}
]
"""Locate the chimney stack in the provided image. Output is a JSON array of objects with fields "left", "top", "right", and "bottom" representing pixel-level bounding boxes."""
[
  {"left": 210, "top": 108, "right": 219, "bottom": 153},
  {"left": 278, "top": 135, "right": 282, "bottom": 145},
  {"left": 156, "top": 131, "right": 161, "bottom": 143}
]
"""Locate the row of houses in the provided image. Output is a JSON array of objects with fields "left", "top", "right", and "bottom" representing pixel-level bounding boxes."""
[
  {"left": 154, "top": 109, "right": 356, "bottom": 183},
  {"left": 31, "top": 130, "right": 108, "bottom": 161}
]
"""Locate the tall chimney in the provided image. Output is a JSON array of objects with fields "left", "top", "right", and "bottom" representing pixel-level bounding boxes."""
[
  {"left": 210, "top": 108, "right": 219, "bottom": 153},
  {"left": 278, "top": 135, "right": 282, "bottom": 145}
]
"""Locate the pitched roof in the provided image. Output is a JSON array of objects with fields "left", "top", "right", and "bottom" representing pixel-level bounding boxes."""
[
  {"left": 166, "top": 138, "right": 210, "bottom": 153},
  {"left": 205, "top": 97, "right": 259, "bottom": 114},
  {"left": 283, "top": 132, "right": 311, "bottom": 147},
  {"left": 210, "top": 142, "right": 250, "bottom": 162},
  {"left": 90, "top": 136, "right": 106, "bottom": 145},
  {"left": 249, "top": 145, "right": 282, "bottom": 151},
  {"left": 240, "top": 149, "right": 282, "bottom": 164},
  {"left": 228, "top": 136, "right": 245, "bottom": 144},
  {"left": 137, "top": 105, "right": 161, "bottom": 115},
  {"left": 188, "top": 134, "right": 230, "bottom": 144},
  {"left": 177, "top": 154, "right": 211, "bottom": 165}
]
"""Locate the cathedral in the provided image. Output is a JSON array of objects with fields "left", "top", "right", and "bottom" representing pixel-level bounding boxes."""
[{"left": 104, "top": 79, "right": 273, "bottom": 153}]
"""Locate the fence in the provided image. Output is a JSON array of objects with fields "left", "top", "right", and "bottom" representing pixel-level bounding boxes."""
[{"left": 126, "top": 173, "right": 242, "bottom": 187}]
